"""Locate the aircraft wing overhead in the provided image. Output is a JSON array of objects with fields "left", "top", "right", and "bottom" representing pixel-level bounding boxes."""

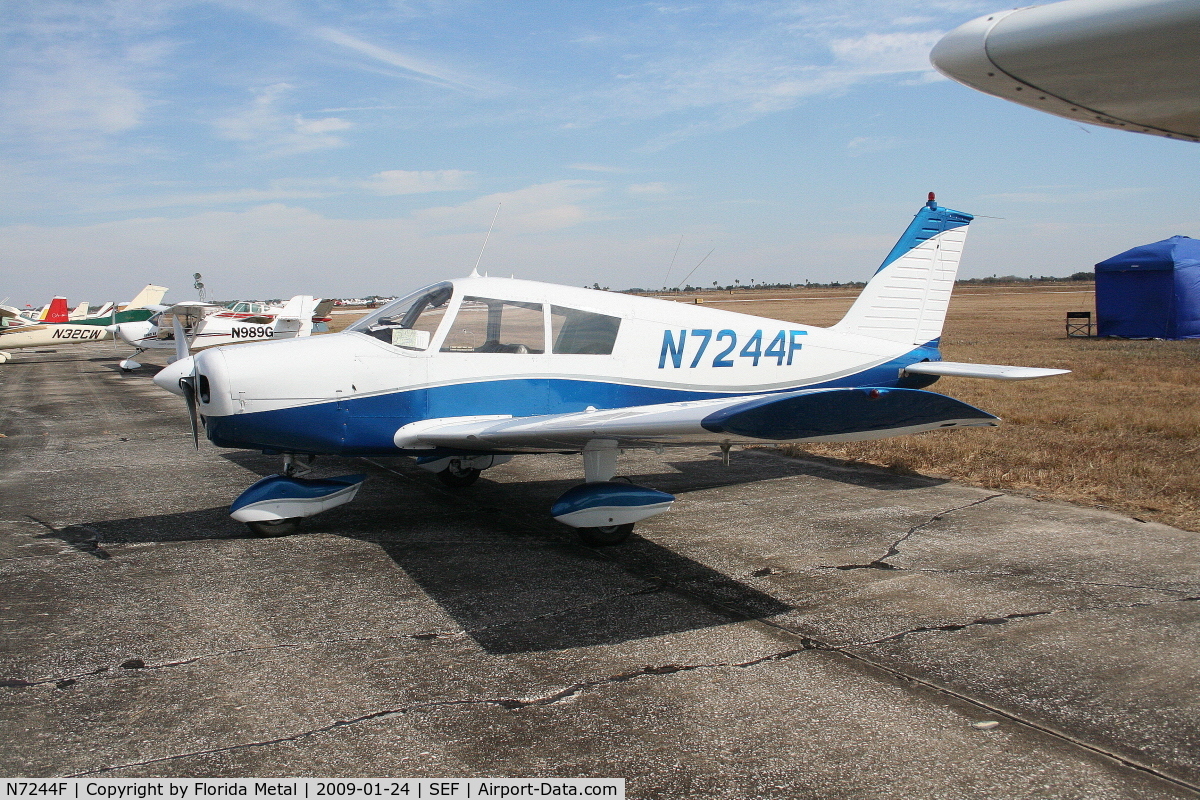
[
  {"left": 393, "top": 387, "right": 999, "bottom": 452},
  {"left": 167, "top": 301, "right": 220, "bottom": 313},
  {"left": 902, "top": 361, "right": 1070, "bottom": 380}
]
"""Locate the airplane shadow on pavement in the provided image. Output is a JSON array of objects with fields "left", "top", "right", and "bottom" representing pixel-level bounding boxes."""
[{"left": 48, "top": 460, "right": 788, "bottom": 654}]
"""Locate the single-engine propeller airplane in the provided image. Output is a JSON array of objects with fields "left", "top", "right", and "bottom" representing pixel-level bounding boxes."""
[
  {"left": 109, "top": 296, "right": 332, "bottom": 371},
  {"left": 0, "top": 285, "right": 168, "bottom": 363},
  {"left": 156, "top": 196, "right": 1068, "bottom": 543}
]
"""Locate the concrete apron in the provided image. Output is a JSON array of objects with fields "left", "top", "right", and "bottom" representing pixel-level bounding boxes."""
[{"left": 1, "top": 344, "right": 1197, "bottom": 798}]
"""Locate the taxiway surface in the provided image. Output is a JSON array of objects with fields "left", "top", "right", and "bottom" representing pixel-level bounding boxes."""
[{"left": 1, "top": 344, "right": 1198, "bottom": 798}]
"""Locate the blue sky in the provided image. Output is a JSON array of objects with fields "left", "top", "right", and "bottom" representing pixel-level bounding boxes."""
[{"left": 3, "top": 0, "right": 1198, "bottom": 306}]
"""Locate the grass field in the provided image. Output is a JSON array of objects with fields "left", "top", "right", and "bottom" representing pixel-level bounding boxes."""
[
  {"left": 333, "top": 284, "right": 1200, "bottom": 532},
  {"left": 715, "top": 284, "right": 1200, "bottom": 533}
]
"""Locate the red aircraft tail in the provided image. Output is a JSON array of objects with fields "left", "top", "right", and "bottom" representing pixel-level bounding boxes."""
[{"left": 43, "top": 297, "right": 70, "bottom": 323}]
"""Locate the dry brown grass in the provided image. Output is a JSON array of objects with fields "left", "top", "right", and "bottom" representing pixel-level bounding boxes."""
[
  {"left": 759, "top": 284, "right": 1200, "bottom": 532},
  {"left": 330, "top": 286, "right": 1200, "bottom": 530}
]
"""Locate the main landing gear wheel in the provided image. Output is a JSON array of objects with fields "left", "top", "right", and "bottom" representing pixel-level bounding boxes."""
[
  {"left": 437, "top": 461, "right": 481, "bottom": 488},
  {"left": 577, "top": 523, "right": 635, "bottom": 547},
  {"left": 245, "top": 518, "right": 302, "bottom": 537}
]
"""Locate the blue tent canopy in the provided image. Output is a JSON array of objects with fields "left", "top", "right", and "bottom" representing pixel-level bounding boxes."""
[{"left": 1094, "top": 235, "right": 1200, "bottom": 339}]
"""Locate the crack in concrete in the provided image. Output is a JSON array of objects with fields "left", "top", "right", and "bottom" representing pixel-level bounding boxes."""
[
  {"left": 3, "top": 586, "right": 669, "bottom": 691},
  {"left": 360, "top": 457, "right": 1200, "bottom": 795},
  {"left": 850, "top": 595, "right": 1200, "bottom": 648},
  {"left": 832, "top": 494, "right": 1004, "bottom": 571},
  {"left": 906, "top": 567, "right": 1199, "bottom": 597},
  {"left": 68, "top": 646, "right": 813, "bottom": 777},
  {"left": 853, "top": 610, "right": 1056, "bottom": 646}
]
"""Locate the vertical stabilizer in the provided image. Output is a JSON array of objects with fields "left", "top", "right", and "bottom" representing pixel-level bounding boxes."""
[
  {"left": 273, "top": 296, "right": 319, "bottom": 338},
  {"left": 832, "top": 196, "right": 973, "bottom": 345},
  {"left": 43, "top": 297, "right": 70, "bottom": 323},
  {"left": 123, "top": 284, "right": 169, "bottom": 310},
  {"left": 70, "top": 302, "right": 90, "bottom": 319}
]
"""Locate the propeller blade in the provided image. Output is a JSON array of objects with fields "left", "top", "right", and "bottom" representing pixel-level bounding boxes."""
[
  {"left": 171, "top": 314, "right": 190, "bottom": 363},
  {"left": 179, "top": 375, "right": 201, "bottom": 448}
]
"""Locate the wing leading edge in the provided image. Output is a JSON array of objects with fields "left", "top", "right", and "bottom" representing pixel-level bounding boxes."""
[
  {"left": 392, "top": 386, "right": 998, "bottom": 452},
  {"left": 902, "top": 361, "right": 1070, "bottom": 380}
]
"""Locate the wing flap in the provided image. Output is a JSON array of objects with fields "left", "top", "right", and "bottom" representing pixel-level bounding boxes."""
[
  {"left": 903, "top": 361, "right": 1070, "bottom": 380},
  {"left": 392, "top": 387, "right": 998, "bottom": 452}
]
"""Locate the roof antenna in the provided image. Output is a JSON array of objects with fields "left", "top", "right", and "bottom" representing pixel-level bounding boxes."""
[
  {"left": 470, "top": 203, "right": 501, "bottom": 278},
  {"left": 662, "top": 234, "right": 684, "bottom": 287},
  {"left": 675, "top": 247, "right": 715, "bottom": 289}
]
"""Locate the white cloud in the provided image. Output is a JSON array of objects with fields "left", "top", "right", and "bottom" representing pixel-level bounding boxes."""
[
  {"left": 414, "top": 181, "right": 605, "bottom": 234},
  {"left": 0, "top": 182, "right": 611, "bottom": 301},
  {"left": 362, "top": 170, "right": 476, "bottom": 195},
  {"left": 628, "top": 182, "right": 670, "bottom": 195},
  {"left": 214, "top": 83, "right": 352, "bottom": 156},
  {"left": 846, "top": 136, "right": 903, "bottom": 154},
  {"left": 3, "top": 45, "right": 154, "bottom": 144},
  {"left": 314, "top": 27, "right": 487, "bottom": 92},
  {"left": 88, "top": 188, "right": 333, "bottom": 213},
  {"left": 828, "top": 31, "right": 944, "bottom": 74}
]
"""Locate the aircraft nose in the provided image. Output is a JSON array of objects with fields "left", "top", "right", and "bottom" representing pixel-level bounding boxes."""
[
  {"left": 153, "top": 356, "right": 194, "bottom": 396},
  {"left": 104, "top": 323, "right": 119, "bottom": 334}
]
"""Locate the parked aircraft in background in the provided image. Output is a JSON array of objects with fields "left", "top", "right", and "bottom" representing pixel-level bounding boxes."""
[
  {"left": 931, "top": 0, "right": 1200, "bottom": 142},
  {"left": 110, "top": 296, "right": 332, "bottom": 371},
  {"left": 155, "top": 196, "right": 1068, "bottom": 542},
  {"left": 0, "top": 285, "right": 169, "bottom": 363}
]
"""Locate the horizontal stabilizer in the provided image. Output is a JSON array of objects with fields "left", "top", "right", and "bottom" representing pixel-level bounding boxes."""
[
  {"left": 902, "top": 362, "right": 1070, "bottom": 381},
  {"left": 391, "top": 387, "right": 998, "bottom": 451}
]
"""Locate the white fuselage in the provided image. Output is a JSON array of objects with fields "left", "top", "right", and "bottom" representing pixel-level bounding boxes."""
[{"left": 191, "top": 277, "right": 941, "bottom": 456}]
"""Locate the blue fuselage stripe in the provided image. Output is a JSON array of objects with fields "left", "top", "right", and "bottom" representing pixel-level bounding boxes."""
[{"left": 205, "top": 344, "right": 942, "bottom": 455}]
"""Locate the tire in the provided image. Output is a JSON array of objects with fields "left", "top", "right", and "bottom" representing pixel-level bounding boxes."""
[
  {"left": 246, "top": 517, "right": 301, "bottom": 537},
  {"left": 577, "top": 523, "right": 634, "bottom": 546},
  {"left": 437, "top": 462, "right": 481, "bottom": 488}
]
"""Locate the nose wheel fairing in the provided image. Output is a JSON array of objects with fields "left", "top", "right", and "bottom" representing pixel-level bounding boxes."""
[{"left": 229, "top": 473, "right": 367, "bottom": 524}]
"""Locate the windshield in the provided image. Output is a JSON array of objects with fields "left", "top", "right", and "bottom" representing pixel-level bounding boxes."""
[{"left": 349, "top": 282, "right": 453, "bottom": 350}]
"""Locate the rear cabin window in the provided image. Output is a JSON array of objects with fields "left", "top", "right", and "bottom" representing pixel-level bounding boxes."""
[
  {"left": 441, "top": 297, "right": 544, "bottom": 353},
  {"left": 550, "top": 306, "right": 621, "bottom": 354}
]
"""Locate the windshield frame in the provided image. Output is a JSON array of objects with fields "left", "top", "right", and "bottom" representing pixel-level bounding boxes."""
[{"left": 347, "top": 282, "right": 455, "bottom": 351}]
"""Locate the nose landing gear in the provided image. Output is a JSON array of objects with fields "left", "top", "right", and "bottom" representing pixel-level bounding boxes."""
[{"left": 229, "top": 453, "right": 366, "bottom": 537}]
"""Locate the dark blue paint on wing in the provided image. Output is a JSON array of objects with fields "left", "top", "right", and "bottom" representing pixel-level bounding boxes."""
[{"left": 700, "top": 387, "right": 995, "bottom": 440}]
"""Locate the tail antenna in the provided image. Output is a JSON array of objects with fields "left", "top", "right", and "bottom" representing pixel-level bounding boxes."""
[{"left": 470, "top": 203, "right": 501, "bottom": 278}]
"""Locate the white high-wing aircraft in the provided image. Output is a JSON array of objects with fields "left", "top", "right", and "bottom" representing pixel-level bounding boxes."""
[
  {"left": 0, "top": 285, "right": 168, "bottom": 363},
  {"left": 931, "top": 0, "right": 1200, "bottom": 143},
  {"left": 155, "top": 197, "right": 1068, "bottom": 542},
  {"left": 110, "top": 296, "right": 331, "bottom": 371}
]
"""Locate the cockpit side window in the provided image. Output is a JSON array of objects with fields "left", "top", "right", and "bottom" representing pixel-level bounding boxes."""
[
  {"left": 440, "top": 297, "right": 545, "bottom": 353},
  {"left": 550, "top": 306, "right": 621, "bottom": 354},
  {"left": 355, "top": 285, "right": 452, "bottom": 350}
]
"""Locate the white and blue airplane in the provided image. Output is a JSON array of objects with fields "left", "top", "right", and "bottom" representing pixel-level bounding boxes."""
[{"left": 155, "top": 196, "right": 1067, "bottom": 543}]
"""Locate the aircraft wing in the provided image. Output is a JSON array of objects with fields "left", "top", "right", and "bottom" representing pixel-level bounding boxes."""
[
  {"left": 902, "top": 361, "right": 1070, "bottom": 380},
  {"left": 393, "top": 386, "right": 999, "bottom": 452},
  {"left": 165, "top": 301, "right": 220, "bottom": 314}
]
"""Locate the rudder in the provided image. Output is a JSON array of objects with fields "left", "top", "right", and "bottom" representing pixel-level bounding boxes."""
[{"left": 832, "top": 195, "right": 973, "bottom": 345}]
